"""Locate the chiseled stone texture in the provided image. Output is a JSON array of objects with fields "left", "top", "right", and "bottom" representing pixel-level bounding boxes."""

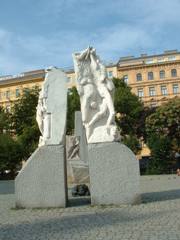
[
  {"left": 88, "top": 142, "right": 140, "bottom": 205},
  {"left": 15, "top": 145, "right": 67, "bottom": 208},
  {"left": 37, "top": 68, "right": 67, "bottom": 146}
]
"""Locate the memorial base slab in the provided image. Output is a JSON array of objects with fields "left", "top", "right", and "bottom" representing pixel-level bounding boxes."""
[
  {"left": 15, "top": 145, "right": 67, "bottom": 208},
  {"left": 88, "top": 142, "right": 140, "bottom": 205}
]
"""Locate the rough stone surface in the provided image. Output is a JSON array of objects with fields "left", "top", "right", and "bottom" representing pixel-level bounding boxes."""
[
  {"left": 15, "top": 145, "right": 67, "bottom": 208},
  {"left": 1, "top": 175, "right": 180, "bottom": 240},
  {"left": 74, "top": 111, "right": 88, "bottom": 164},
  {"left": 88, "top": 142, "right": 140, "bottom": 205},
  {"left": 68, "top": 160, "right": 89, "bottom": 184},
  {"left": 66, "top": 112, "right": 90, "bottom": 184},
  {"left": 36, "top": 68, "right": 67, "bottom": 146},
  {"left": 73, "top": 47, "right": 119, "bottom": 143}
]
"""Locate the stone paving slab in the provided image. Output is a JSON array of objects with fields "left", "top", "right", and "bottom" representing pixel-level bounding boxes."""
[{"left": 0, "top": 175, "right": 180, "bottom": 240}]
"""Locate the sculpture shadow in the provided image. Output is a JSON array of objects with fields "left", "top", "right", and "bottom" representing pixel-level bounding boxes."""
[
  {"left": 141, "top": 189, "right": 180, "bottom": 203},
  {"left": 68, "top": 196, "right": 91, "bottom": 207},
  {"left": 0, "top": 180, "right": 14, "bottom": 195}
]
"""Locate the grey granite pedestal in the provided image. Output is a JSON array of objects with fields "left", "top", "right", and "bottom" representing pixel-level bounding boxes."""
[
  {"left": 88, "top": 142, "right": 140, "bottom": 205},
  {"left": 15, "top": 145, "right": 67, "bottom": 208}
]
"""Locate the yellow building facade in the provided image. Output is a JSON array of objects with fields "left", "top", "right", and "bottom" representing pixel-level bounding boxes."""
[
  {"left": 0, "top": 50, "right": 179, "bottom": 110},
  {"left": 117, "top": 50, "right": 180, "bottom": 107},
  {"left": 0, "top": 50, "right": 179, "bottom": 159},
  {"left": 0, "top": 65, "right": 118, "bottom": 109},
  {"left": 0, "top": 69, "right": 45, "bottom": 109}
]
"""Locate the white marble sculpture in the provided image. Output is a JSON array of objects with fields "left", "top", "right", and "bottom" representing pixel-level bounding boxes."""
[
  {"left": 36, "top": 69, "right": 50, "bottom": 146},
  {"left": 15, "top": 67, "right": 68, "bottom": 208},
  {"left": 73, "top": 47, "right": 120, "bottom": 143},
  {"left": 36, "top": 67, "right": 67, "bottom": 146}
]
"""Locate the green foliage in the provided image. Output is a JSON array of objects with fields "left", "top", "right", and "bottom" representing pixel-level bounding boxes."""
[
  {"left": 146, "top": 134, "right": 172, "bottom": 174},
  {"left": 122, "top": 135, "right": 141, "bottom": 155},
  {"left": 11, "top": 87, "right": 40, "bottom": 136},
  {"left": 11, "top": 87, "right": 40, "bottom": 160},
  {"left": 113, "top": 78, "right": 143, "bottom": 136},
  {"left": 146, "top": 98, "right": 180, "bottom": 173},
  {"left": 18, "top": 124, "right": 40, "bottom": 160},
  {"left": 113, "top": 78, "right": 144, "bottom": 154},
  {"left": 0, "top": 106, "right": 11, "bottom": 133},
  {"left": 66, "top": 87, "right": 80, "bottom": 134},
  {"left": 146, "top": 98, "right": 180, "bottom": 153},
  {"left": 0, "top": 134, "right": 22, "bottom": 176}
]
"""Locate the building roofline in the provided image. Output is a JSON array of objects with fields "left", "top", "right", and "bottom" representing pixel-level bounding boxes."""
[
  {"left": 117, "top": 59, "right": 180, "bottom": 71},
  {"left": 0, "top": 72, "right": 45, "bottom": 86},
  {"left": 118, "top": 50, "right": 180, "bottom": 64}
]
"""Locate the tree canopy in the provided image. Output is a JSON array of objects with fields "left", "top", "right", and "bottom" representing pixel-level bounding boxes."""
[
  {"left": 146, "top": 98, "right": 180, "bottom": 173},
  {"left": 113, "top": 78, "right": 144, "bottom": 136},
  {"left": 0, "top": 106, "right": 11, "bottom": 134},
  {"left": 66, "top": 87, "right": 80, "bottom": 134},
  {"left": 11, "top": 87, "right": 40, "bottom": 136},
  {"left": 146, "top": 98, "right": 180, "bottom": 153},
  {"left": 0, "top": 133, "right": 22, "bottom": 178},
  {"left": 11, "top": 87, "right": 40, "bottom": 160}
]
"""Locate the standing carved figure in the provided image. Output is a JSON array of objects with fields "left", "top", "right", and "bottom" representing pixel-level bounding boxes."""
[
  {"left": 73, "top": 47, "right": 120, "bottom": 143},
  {"left": 36, "top": 67, "right": 68, "bottom": 146},
  {"left": 36, "top": 69, "right": 51, "bottom": 146}
]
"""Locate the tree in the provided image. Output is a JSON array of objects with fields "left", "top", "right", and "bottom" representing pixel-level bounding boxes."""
[
  {"left": 11, "top": 87, "right": 40, "bottom": 160},
  {"left": 146, "top": 134, "right": 172, "bottom": 174},
  {"left": 113, "top": 78, "right": 144, "bottom": 153},
  {"left": 146, "top": 98, "right": 180, "bottom": 173},
  {"left": 66, "top": 87, "right": 80, "bottom": 134},
  {"left": 11, "top": 87, "right": 40, "bottom": 135},
  {"left": 113, "top": 78, "right": 144, "bottom": 136},
  {"left": 0, "top": 134, "right": 22, "bottom": 178},
  {"left": 0, "top": 106, "right": 11, "bottom": 134},
  {"left": 146, "top": 98, "right": 180, "bottom": 153},
  {"left": 123, "top": 134, "right": 141, "bottom": 155}
]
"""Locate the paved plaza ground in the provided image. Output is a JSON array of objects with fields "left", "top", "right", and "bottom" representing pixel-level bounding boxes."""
[{"left": 0, "top": 175, "right": 180, "bottom": 240}]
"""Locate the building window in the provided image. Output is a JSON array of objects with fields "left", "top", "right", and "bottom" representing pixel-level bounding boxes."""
[
  {"left": 159, "top": 70, "right": 165, "bottom": 79},
  {"left": 148, "top": 72, "right": 154, "bottom": 80},
  {"left": 168, "top": 56, "right": 176, "bottom": 61},
  {"left": 171, "top": 69, "right": 177, "bottom": 77},
  {"left": 149, "top": 87, "right": 156, "bottom": 96},
  {"left": 16, "top": 89, "right": 20, "bottom": 98},
  {"left": 108, "top": 71, "right": 113, "bottom": 78},
  {"left": 161, "top": 85, "right": 168, "bottom": 96},
  {"left": 146, "top": 59, "right": 153, "bottom": 64},
  {"left": 173, "top": 84, "right": 179, "bottom": 94},
  {"left": 136, "top": 73, "right": 142, "bottom": 81},
  {"left": 137, "top": 88, "right": 144, "bottom": 98},
  {"left": 23, "top": 88, "right": 29, "bottom": 93},
  {"left": 6, "top": 90, "right": 10, "bottom": 99},
  {"left": 123, "top": 75, "right": 128, "bottom": 84},
  {"left": 157, "top": 58, "right": 165, "bottom": 63}
]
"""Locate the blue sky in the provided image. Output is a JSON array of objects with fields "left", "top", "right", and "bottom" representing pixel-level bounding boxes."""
[{"left": 0, "top": 0, "right": 180, "bottom": 75}]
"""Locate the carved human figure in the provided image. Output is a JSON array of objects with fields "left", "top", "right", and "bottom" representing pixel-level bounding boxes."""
[
  {"left": 36, "top": 69, "right": 51, "bottom": 146},
  {"left": 73, "top": 48, "right": 96, "bottom": 124},
  {"left": 67, "top": 136, "right": 80, "bottom": 160},
  {"left": 88, "top": 49, "right": 115, "bottom": 128},
  {"left": 73, "top": 47, "right": 119, "bottom": 143}
]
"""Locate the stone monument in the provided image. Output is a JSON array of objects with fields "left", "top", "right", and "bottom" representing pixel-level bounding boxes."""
[
  {"left": 66, "top": 112, "right": 89, "bottom": 184},
  {"left": 15, "top": 67, "right": 68, "bottom": 208},
  {"left": 73, "top": 47, "right": 140, "bottom": 205}
]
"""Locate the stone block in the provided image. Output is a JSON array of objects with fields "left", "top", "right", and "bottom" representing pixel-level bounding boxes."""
[
  {"left": 15, "top": 145, "right": 67, "bottom": 208},
  {"left": 88, "top": 142, "right": 140, "bottom": 205}
]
